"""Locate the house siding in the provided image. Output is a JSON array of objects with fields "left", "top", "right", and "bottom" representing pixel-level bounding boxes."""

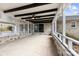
[
  {"left": 66, "top": 20, "right": 79, "bottom": 36},
  {"left": 57, "top": 19, "right": 79, "bottom": 37}
]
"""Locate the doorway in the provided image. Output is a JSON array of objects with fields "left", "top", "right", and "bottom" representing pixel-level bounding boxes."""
[
  {"left": 39, "top": 24, "right": 44, "bottom": 32},
  {"left": 34, "top": 23, "right": 44, "bottom": 32}
]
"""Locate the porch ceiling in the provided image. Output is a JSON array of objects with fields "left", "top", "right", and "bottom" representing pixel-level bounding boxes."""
[{"left": 0, "top": 3, "right": 60, "bottom": 23}]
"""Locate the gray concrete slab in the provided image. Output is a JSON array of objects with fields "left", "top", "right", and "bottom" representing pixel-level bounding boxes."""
[{"left": 0, "top": 34, "right": 58, "bottom": 56}]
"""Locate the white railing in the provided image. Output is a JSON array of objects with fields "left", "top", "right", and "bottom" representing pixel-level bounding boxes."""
[
  {"left": 53, "top": 32, "right": 79, "bottom": 56},
  {"left": 0, "top": 33, "right": 28, "bottom": 45}
]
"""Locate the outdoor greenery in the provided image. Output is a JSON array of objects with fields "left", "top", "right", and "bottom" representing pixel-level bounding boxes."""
[
  {"left": 66, "top": 33, "right": 79, "bottom": 41},
  {"left": 7, "top": 26, "right": 13, "bottom": 31},
  {"left": 0, "top": 26, "right": 12, "bottom": 32}
]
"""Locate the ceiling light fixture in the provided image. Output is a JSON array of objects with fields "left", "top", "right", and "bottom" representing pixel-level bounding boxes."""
[{"left": 32, "top": 14, "right": 35, "bottom": 20}]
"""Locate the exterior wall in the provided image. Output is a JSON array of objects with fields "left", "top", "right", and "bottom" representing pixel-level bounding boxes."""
[
  {"left": 0, "top": 11, "right": 17, "bottom": 24},
  {"left": 0, "top": 11, "right": 31, "bottom": 35},
  {"left": 0, "top": 11, "right": 33, "bottom": 44},
  {"left": 44, "top": 23, "right": 52, "bottom": 34},
  {"left": 66, "top": 20, "right": 79, "bottom": 36},
  {"left": 57, "top": 19, "right": 79, "bottom": 37}
]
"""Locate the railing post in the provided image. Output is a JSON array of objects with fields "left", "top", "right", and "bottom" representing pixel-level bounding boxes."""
[
  {"left": 59, "top": 34, "right": 62, "bottom": 41},
  {"left": 68, "top": 40, "right": 72, "bottom": 49}
]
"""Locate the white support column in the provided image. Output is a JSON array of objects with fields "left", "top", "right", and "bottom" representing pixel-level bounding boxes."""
[
  {"left": 14, "top": 24, "right": 19, "bottom": 35},
  {"left": 52, "top": 17, "right": 57, "bottom": 35},
  {"left": 53, "top": 22, "right": 55, "bottom": 33},
  {"left": 54, "top": 20, "right": 57, "bottom": 33},
  {"left": 33, "top": 23, "right": 34, "bottom": 33},
  {"left": 17, "top": 24, "right": 19, "bottom": 35},
  {"left": 23, "top": 24, "right": 26, "bottom": 35},
  {"left": 28, "top": 21, "right": 29, "bottom": 35},
  {"left": 52, "top": 20, "right": 54, "bottom": 34},
  {"left": 52, "top": 4, "right": 62, "bottom": 35},
  {"left": 14, "top": 25, "right": 16, "bottom": 35},
  {"left": 62, "top": 4, "right": 66, "bottom": 44},
  {"left": 14, "top": 23, "right": 20, "bottom": 36}
]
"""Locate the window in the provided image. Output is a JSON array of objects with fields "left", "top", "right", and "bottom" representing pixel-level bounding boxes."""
[
  {"left": 20, "top": 24, "right": 24, "bottom": 32},
  {"left": 29, "top": 24, "right": 33, "bottom": 33},
  {"left": 25, "top": 24, "right": 28, "bottom": 32},
  {"left": 39, "top": 24, "right": 44, "bottom": 32},
  {"left": 0, "top": 23, "right": 14, "bottom": 32},
  {"left": 71, "top": 21, "right": 76, "bottom": 28},
  {"left": 34, "top": 24, "right": 39, "bottom": 32},
  {"left": 0, "top": 23, "right": 15, "bottom": 36},
  {"left": 34, "top": 23, "right": 44, "bottom": 32}
]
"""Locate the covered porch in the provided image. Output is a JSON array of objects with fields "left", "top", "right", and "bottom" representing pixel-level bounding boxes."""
[{"left": 0, "top": 3, "right": 79, "bottom": 56}]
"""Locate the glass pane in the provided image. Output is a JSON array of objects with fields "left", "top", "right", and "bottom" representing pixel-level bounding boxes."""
[
  {"left": 64, "top": 3, "right": 79, "bottom": 54},
  {"left": 57, "top": 16, "right": 63, "bottom": 34},
  {"left": 64, "top": 3, "right": 79, "bottom": 40},
  {"left": 39, "top": 24, "right": 44, "bottom": 32},
  {"left": 0, "top": 23, "right": 13, "bottom": 32},
  {"left": 34, "top": 23, "right": 39, "bottom": 32},
  {"left": 20, "top": 24, "right": 24, "bottom": 32},
  {"left": 0, "top": 23, "right": 14, "bottom": 36},
  {"left": 25, "top": 24, "right": 28, "bottom": 33},
  {"left": 29, "top": 24, "right": 33, "bottom": 33},
  {"left": 57, "top": 4, "right": 63, "bottom": 34}
]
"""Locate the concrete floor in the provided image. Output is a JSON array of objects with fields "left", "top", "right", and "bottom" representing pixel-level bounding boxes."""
[{"left": 0, "top": 34, "right": 58, "bottom": 56}]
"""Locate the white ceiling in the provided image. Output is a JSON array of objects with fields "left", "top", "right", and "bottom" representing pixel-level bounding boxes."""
[
  {"left": 15, "top": 11, "right": 57, "bottom": 19},
  {"left": 0, "top": 3, "right": 59, "bottom": 20},
  {"left": 0, "top": 3, "right": 31, "bottom": 11},
  {"left": 6, "top": 3, "right": 59, "bottom": 15}
]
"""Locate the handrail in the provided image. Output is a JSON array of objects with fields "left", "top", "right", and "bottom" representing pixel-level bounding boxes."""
[
  {"left": 57, "top": 32, "right": 79, "bottom": 45},
  {"left": 53, "top": 32, "right": 79, "bottom": 56},
  {"left": 52, "top": 3, "right": 79, "bottom": 56}
]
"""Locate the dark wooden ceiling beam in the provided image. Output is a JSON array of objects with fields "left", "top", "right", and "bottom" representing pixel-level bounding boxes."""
[
  {"left": 15, "top": 8, "right": 58, "bottom": 17},
  {"left": 25, "top": 17, "right": 53, "bottom": 21},
  {"left": 21, "top": 14, "right": 55, "bottom": 19},
  {"left": 4, "top": 3, "right": 50, "bottom": 13},
  {"left": 30, "top": 20, "right": 52, "bottom": 23},
  {"left": 27, "top": 17, "right": 53, "bottom": 23}
]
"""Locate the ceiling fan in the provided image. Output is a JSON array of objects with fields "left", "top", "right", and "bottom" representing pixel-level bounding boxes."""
[
  {"left": 31, "top": 14, "right": 40, "bottom": 20},
  {"left": 31, "top": 14, "right": 36, "bottom": 20}
]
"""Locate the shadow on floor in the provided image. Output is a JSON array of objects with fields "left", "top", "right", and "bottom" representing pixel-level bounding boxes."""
[{"left": 49, "top": 36, "right": 59, "bottom": 56}]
